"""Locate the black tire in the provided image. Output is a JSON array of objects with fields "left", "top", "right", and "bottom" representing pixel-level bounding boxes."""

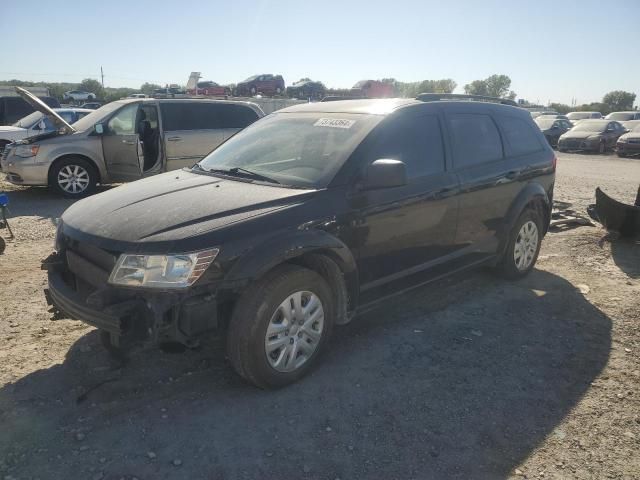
[
  {"left": 0, "top": 236, "right": 5, "bottom": 255},
  {"left": 250, "top": 86, "right": 257, "bottom": 96},
  {"left": 49, "top": 156, "right": 98, "bottom": 198},
  {"left": 0, "top": 140, "right": 10, "bottom": 156},
  {"left": 498, "top": 209, "right": 543, "bottom": 280},
  {"left": 227, "top": 264, "right": 334, "bottom": 389},
  {"left": 87, "top": 94, "right": 95, "bottom": 100},
  {"left": 617, "top": 151, "right": 627, "bottom": 158},
  {"left": 275, "top": 86, "right": 282, "bottom": 95}
]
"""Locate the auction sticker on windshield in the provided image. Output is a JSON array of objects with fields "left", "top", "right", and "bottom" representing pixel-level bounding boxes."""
[{"left": 314, "top": 118, "right": 356, "bottom": 129}]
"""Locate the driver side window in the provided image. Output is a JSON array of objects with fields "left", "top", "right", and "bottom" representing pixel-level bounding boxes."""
[{"left": 107, "top": 103, "right": 139, "bottom": 135}]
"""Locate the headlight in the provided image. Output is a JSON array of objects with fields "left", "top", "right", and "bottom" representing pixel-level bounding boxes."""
[
  {"left": 109, "top": 248, "right": 219, "bottom": 288},
  {"left": 14, "top": 145, "right": 39, "bottom": 158}
]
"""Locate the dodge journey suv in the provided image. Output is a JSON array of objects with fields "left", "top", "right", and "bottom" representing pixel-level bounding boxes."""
[
  {"left": 1, "top": 87, "right": 263, "bottom": 197},
  {"left": 44, "top": 96, "right": 555, "bottom": 388}
]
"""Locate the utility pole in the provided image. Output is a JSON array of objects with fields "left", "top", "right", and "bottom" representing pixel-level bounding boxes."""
[{"left": 100, "top": 67, "right": 104, "bottom": 89}]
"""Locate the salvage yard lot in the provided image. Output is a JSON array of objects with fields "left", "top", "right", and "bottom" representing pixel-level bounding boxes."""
[{"left": 0, "top": 152, "right": 639, "bottom": 480}]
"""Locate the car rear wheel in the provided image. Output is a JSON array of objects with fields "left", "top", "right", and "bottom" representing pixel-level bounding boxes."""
[
  {"left": 275, "top": 86, "right": 282, "bottom": 95},
  {"left": 227, "top": 264, "right": 334, "bottom": 389},
  {"left": 250, "top": 86, "right": 257, "bottom": 96},
  {"left": 499, "top": 209, "right": 543, "bottom": 280},
  {"left": 49, "top": 157, "right": 98, "bottom": 198}
]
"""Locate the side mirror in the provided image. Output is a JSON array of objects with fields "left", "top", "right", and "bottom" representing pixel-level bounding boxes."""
[
  {"left": 362, "top": 159, "right": 407, "bottom": 190},
  {"left": 94, "top": 123, "right": 104, "bottom": 134}
]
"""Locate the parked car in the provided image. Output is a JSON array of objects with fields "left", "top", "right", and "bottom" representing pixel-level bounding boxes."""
[
  {"left": 537, "top": 113, "right": 570, "bottom": 121},
  {"left": 127, "top": 93, "right": 147, "bottom": 99},
  {"left": 80, "top": 102, "right": 102, "bottom": 110},
  {"left": 616, "top": 123, "right": 640, "bottom": 157},
  {"left": 1, "top": 87, "right": 264, "bottom": 197},
  {"left": 620, "top": 120, "right": 640, "bottom": 132},
  {"left": 351, "top": 80, "right": 395, "bottom": 98},
  {"left": 558, "top": 119, "right": 626, "bottom": 153},
  {"left": 152, "top": 87, "right": 187, "bottom": 98},
  {"left": 286, "top": 80, "right": 326, "bottom": 100},
  {"left": 0, "top": 108, "right": 92, "bottom": 154},
  {"left": 535, "top": 117, "right": 573, "bottom": 147},
  {"left": 605, "top": 111, "right": 640, "bottom": 121},
  {"left": 43, "top": 96, "right": 555, "bottom": 388},
  {"left": 235, "top": 74, "right": 285, "bottom": 97},
  {"left": 64, "top": 90, "right": 96, "bottom": 101},
  {"left": 188, "top": 81, "right": 231, "bottom": 97},
  {"left": 530, "top": 111, "right": 558, "bottom": 119},
  {"left": 0, "top": 95, "right": 60, "bottom": 126},
  {"left": 566, "top": 111, "right": 602, "bottom": 122}
]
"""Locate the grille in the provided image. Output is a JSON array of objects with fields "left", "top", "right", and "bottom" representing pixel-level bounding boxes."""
[
  {"left": 628, "top": 139, "right": 640, "bottom": 144},
  {"left": 62, "top": 234, "right": 118, "bottom": 290}
]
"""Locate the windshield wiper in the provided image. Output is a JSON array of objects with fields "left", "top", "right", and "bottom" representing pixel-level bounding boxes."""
[{"left": 207, "top": 166, "right": 280, "bottom": 184}]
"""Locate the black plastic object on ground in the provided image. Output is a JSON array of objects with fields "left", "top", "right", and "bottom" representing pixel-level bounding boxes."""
[{"left": 594, "top": 186, "right": 640, "bottom": 238}]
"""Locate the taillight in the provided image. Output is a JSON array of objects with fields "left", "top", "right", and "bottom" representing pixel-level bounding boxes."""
[{"left": 552, "top": 155, "right": 557, "bottom": 170}]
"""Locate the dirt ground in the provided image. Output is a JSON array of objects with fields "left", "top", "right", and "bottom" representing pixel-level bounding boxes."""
[{"left": 0, "top": 152, "right": 639, "bottom": 480}]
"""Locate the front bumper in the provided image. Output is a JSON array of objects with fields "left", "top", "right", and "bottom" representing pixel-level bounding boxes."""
[
  {"left": 43, "top": 248, "right": 219, "bottom": 347},
  {"left": 616, "top": 141, "right": 640, "bottom": 155},
  {"left": 558, "top": 139, "right": 599, "bottom": 151},
  {"left": 1, "top": 154, "right": 50, "bottom": 185}
]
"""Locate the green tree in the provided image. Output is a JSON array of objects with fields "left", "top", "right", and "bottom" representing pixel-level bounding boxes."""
[
  {"left": 79, "top": 78, "right": 105, "bottom": 99},
  {"left": 464, "top": 74, "right": 515, "bottom": 99},
  {"left": 140, "top": 82, "right": 161, "bottom": 95},
  {"left": 602, "top": 90, "right": 636, "bottom": 112},
  {"left": 549, "top": 103, "right": 571, "bottom": 114}
]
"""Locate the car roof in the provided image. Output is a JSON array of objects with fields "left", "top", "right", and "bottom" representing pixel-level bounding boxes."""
[
  {"left": 56, "top": 108, "right": 94, "bottom": 113},
  {"left": 278, "top": 98, "right": 421, "bottom": 115}
]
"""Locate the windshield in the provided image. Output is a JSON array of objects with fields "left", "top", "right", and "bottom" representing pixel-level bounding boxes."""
[
  {"left": 197, "top": 112, "right": 381, "bottom": 188},
  {"left": 572, "top": 121, "right": 608, "bottom": 132},
  {"left": 535, "top": 118, "right": 556, "bottom": 129},
  {"left": 567, "top": 112, "right": 592, "bottom": 120},
  {"left": 71, "top": 101, "right": 128, "bottom": 132},
  {"left": 606, "top": 112, "right": 634, "bottom": 121},
  {"left": 242, "top": 76, "right": 258, "bottom": 82},
  {"left": 13, "top": 111, "right": 44, "bottom": 128}
]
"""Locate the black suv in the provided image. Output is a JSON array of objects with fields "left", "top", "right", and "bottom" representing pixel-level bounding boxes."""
[{"left": 45, "top": 96, "right": 555, "bottom": 388}]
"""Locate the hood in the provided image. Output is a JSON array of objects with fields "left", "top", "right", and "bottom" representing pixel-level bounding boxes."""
[
  {"left": 61, "top": 170, "right": 316, "bottom": 247},
  {"left": 15, "top": 87, "right": 75, "bottom": 134},
  {"left": 561, "top": 131, "right": 600, "bottom": 140},
  {"left": 619, "top": 132, "right": 640, "bottom": 141}
]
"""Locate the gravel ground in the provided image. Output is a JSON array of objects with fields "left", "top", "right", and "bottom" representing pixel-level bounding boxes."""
[{"left": 0, "top": 152, "right": 639, "bottom": 480}]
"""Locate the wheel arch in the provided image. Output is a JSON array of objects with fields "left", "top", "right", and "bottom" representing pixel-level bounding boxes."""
[
  {"left": 498, "top": 182, "right": 551, "bottom": 256},
  {"left": 48, "top": 153, "right": 102, "bottom": 184},
  {"left": 219, "top": 230, "right": 359, "bottom": 324}
]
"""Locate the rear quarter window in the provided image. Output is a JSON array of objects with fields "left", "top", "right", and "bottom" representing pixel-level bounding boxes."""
[
  {"left": 496, "top": 116, "right": 544, "bottom": 157},
  {"left": 448, "top": 113, "right": 503, "bottom": 169}
]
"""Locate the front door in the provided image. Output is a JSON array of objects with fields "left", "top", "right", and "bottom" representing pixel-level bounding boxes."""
[
  {"left": 102, "top": 102, "right": 143, "bottom": 181},
  {"left": 352, "top": 112, "right": 460, "bottom": 288}
]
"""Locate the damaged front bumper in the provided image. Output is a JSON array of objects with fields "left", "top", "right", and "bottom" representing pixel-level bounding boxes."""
[
  {"left": 594, "top": 186, "right": 640, "bottom": 238},
  {"left": 43, "top": 251, "right": 219, "bottom": 348}
]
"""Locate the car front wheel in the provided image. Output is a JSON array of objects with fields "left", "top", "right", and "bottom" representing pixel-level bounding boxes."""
[
  {"left": 49, "top": 157, "right": 98, "bottom": 198},
  {"left": 227, "top": 264, "right": 334, "bottom": 389},
  {"left": 499, "top": 209, "right": 543, "bottom": 279}
]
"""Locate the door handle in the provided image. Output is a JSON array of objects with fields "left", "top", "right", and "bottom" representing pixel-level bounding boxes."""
[
  {"left": 121, "top": 139, "right": 136, "bottom": 145},
  {"left": 167, "top": 136, "right": 182, "bottom": 142}
]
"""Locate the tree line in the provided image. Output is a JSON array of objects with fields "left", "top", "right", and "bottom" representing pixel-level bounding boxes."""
[{"left": 1, "top": 75, "right": 636, "bottom": 114}]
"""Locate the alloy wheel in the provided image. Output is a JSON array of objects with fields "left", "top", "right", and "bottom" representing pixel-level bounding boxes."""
[{"left": 57, "top": 164, "right": 90, "bottom": 194}]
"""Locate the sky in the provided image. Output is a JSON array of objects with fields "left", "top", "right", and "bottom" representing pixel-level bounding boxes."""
[{"left": 2, "top": 0, "right": 639, "bottom": 106}]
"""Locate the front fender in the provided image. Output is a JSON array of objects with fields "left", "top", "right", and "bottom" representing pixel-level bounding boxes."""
[{"left": 220, "top": 229, "right": 359, "bottom": 308}]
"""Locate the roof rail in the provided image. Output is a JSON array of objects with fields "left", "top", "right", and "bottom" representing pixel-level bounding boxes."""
[{"left": 416, "top": 93, "right": 518, "bottom": 107}]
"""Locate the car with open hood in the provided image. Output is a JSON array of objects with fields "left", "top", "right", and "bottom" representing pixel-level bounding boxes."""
[
  {"left": 616, "top": 122, "right": 640, "bottom": 157},
  {"left": 43, "top": 96, "right": 556, "bottom": 388},
  {"left": 535, "top": 116, "right": 573, "bottom": 147},
  {"left": 1, "top": 87, "right": 263, "bottom": 197},
  {"left": 0, "top": 107, "right": 92, "bottom": 154},
  {"left": 557, "top": 119, "right": 626, "bottom": 153}
]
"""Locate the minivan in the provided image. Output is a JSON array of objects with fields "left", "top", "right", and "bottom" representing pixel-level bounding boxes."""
[
  {"left": 1, "top": 87, "right": 264, "bottom": 196},
  {"left": 44, "top": 96, "right": 555, "bottom": 388}
]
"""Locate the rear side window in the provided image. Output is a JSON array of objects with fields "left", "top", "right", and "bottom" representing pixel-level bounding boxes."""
[
  {"left": 369, "top": 114, "right": 445, "bottom": 178},
  {"left": 497, "top": 116, "right": 543, "bottom": 156},
  {"left": 448, "top": 113, "right": 503, "bottom": 168},
  {"left": 161, "top": 103, "right": 258, "bottom": 131},
  {"left": 217, "top": 104, "right": 260, "bottom": 129}
]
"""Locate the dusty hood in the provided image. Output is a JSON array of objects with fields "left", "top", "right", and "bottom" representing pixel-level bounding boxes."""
[
  {"left": 61, "top": 170, "right": 315, "bottom": 245},
  {"left": 561, "top": 131, "right": 601, "bottom": 140},
  {"left": 15, "top": 87, "right": 75, "bottom": 134}
]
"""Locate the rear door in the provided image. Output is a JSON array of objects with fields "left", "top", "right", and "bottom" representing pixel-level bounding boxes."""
[
  {"left": 354, "top": 111, "right": 460, "bottom": 287},
  {"left": 160, "top": 102, "right": 225, "bottom": 171},
  {"left": 102, "top": 102, "right": 144, "bottom": 181}
]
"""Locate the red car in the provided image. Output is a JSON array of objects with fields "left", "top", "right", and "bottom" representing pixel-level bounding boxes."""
[
  {"left": 188, "top": 81, "right": 231, "bottom": 96},
  {"left": 351, "top": 80, "right": 395, "bottom": 98},
  {"left": 235, "top": 74, "right": 285, "bottom": 97}
]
